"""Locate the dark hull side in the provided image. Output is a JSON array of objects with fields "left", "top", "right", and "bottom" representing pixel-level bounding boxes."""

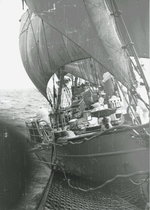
[{"left": 56, "top": 124, "right": 149, "bottom": 183}]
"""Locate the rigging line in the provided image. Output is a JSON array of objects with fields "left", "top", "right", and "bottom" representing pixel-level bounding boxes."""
[
  {"left": 117, "top": 82, "right": 140, "bottom": 125},
  {"left": 47, "top": 87, "right": 54, "bottom": 110},
  {"left": 108, "top": 2, "right": 135, "bottom": 83},
  {"left": 37, "top": 139, "right": 56, "bottom": 210},
  {"left": 19, "top": 10, "right": 31, "bottom": 37},
  {"left": 129, "top": 57, "right": 141, "bottom": 77},
  {"left": 19, "top": 27, "right": 30, "bottom": 37},
  {"left": 109, "top": 15, "right": 139, "bottom": 85},
  {"left": 42, "top": 19, "right": 53, "bottom": 71},
  {"left": 82, "top": 0, "right": 123, "bottom": 53},
  {"left": 112, "top": 0, "right": 150, "bottom": 95},
  {"left": 111, "top": 0, "right": 150, "bottom": 153},
  {"left": 27, "top": 10, "right": 47, "bottom": 83},
  {"left": 82, "top": 0, "right": 129, "bottom": 88},
  {"left": 91, "top": 58, "right": 99, "bottom": 86},
  {"left": 133, "top": 92, "right": 150, "bottom": 111},
  {"left": 24, "top": 19, "right": 40, "bottom": 87},
  {"left": 61, "top": 36, "right": 73, "bottom": 63},
  {"left": 41, "top": 20, "right": 58, "bottom": 108},
  {"left": 109, "top": 1, "right": 133, "bottom": 81},
  {"left": 109, "top": 0, "right": 126, "bottom": 47}
]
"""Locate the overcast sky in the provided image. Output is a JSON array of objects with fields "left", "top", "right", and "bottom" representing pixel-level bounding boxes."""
[
  {"left": 0, "top": 0, "right": 34, "bottom": 89},
  {"left": 0, "top": 1, "right": 149, "bottom": 90}
]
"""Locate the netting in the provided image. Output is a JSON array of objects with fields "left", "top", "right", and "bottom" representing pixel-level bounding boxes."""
[{"left": 45, "top": 171, "right": 144, "bottom": 210}]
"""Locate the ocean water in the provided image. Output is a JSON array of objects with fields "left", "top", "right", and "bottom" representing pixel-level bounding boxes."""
[
  {"left": 0, "top": 88, "right": 50, "bottom": 209},
  {"left": 0, "top": 88, "right": 50, "bottom": 128}
]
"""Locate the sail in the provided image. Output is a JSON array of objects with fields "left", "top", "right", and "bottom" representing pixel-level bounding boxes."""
[
  {"left": 20, "top": 0, "right": 135, "bottom": 97},
  {"left": 25, "top": 0, "right": 149, "bottom": 58},
  {"left": 65, "top": 59, "right": 105, "bottom": 85},
  {"left": 19, "top": 12, "right": 51, "bottom": 98},
  {"left": 24, "top": 0, "right": 133, "bottom": 85},
  {"left": 107, "top": 0, "right": 149, "bottom": 58},
  {"left": 19, "top": 11, "right": 103, "bottom": 97}
]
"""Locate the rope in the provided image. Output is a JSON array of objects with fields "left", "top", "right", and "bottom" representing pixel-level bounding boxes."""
[
  {"left": 61, "top": 165, "right": 149, "bottom": 192},
  {"left": 42, "top": 20, "right": 53, "bottom": 72},
  {"left": 129, "top": 176, "right": 149, "bottom": 186},
  {"left": 19, "top": 10, "right": 31, "bottom": 37},
  {"left": 133, "top": 91, "right": 150, "bottom": 111},
  {"left": 117, "top": 82, "right": 140, "bottom": 125},
  {"left": 36, "top": 141, "right": 56, "bottom": 210}
]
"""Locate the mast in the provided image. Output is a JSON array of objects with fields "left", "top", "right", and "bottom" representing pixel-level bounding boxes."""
[
  {"left": 55, "top": 68, "right": 65, "bottom": 130},
  {"left": 56, "top": 69, "right": 65, "bottom": 111},
  {"left": 112, "top": 0, "right": 150, "bottom": 97},
  {"left": 111, "top": 0, "right": 150, "bottom": 205}
]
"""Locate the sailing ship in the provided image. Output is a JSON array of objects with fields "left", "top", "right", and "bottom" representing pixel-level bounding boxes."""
[{"left": 19, "top": 0, "right": 149, "bottom": 202}]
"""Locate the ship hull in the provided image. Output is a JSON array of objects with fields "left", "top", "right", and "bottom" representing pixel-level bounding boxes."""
[
  {"left": 29, "top": 122, "right": 149, "bottom": 206},
  {"left": 56, "top": 124, "right": 149, "bottom": 183}
]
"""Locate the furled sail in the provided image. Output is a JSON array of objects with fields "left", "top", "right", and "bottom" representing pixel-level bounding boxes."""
[{"left": 20, "top": 0, "right": 137, "bottom": 97}]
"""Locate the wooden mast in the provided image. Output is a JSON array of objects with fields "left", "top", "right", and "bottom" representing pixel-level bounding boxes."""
[
  {"left": 56, "top": 68, "right": 65, "bottom": 130},
  {"left": 112, "top": 0, "right": 150, "bottom": 96}
]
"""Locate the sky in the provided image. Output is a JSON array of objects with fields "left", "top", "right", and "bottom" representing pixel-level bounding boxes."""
[
  {"left": 0, "top": 0, "right": 34, "bottom": 89},
  {"left": 0, "top": 0, "right": 149, "bottom": 90}
]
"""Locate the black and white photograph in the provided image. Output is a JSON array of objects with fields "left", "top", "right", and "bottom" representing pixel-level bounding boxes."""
[{"left": 0, "top": 0, "right": 149, "bottom": 209}]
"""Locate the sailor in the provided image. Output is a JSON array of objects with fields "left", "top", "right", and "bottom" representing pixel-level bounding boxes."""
[
  {"left": 101, "top": 116, "right": 112, "bottom": 130},
  {"left": 102, "top": 72, "right": 116, "bottom": 101}
]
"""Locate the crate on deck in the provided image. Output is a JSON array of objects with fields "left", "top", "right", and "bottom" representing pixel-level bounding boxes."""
[{"left": 25, "top": 119, "right": 52, "bottom": 144}]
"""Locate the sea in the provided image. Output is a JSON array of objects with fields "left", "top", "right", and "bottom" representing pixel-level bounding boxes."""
[
  {"left": 0, "top": 88, "right": 50, "bottom": 137},
  {"left": 0, "top": 88, "right": 51, "bottom": 209}
]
